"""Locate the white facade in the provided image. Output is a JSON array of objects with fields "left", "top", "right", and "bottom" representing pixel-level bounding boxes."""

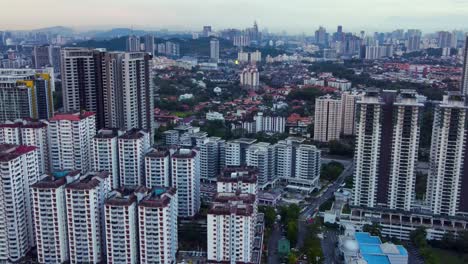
[
  {"left": 138, "top": 187, "right": 178, "bottom": 264},
  {"left": 314, "top": 94, "right": 343, "bottom": 142},
  {"left": 199, "top": 137, "right": 225, "bottom": 181},
  {"left": 206, "top": 111, "right": 224, "bottom": 121},
  {"left": 49, "top": 112, "right": 96, "bottom": 173},
  {"left": 32, "top": 171, "right": 79, "bottom": 264},
  {"left": 427, "top": 94, "right": 468, "bottom": 216},
  {"left": 92, "top": 129, "right": 123, "bottom": 189},
  {"left": 65, "top": 172, "right": 110, "bottom": 264},
  {"left": 210, "top": 38, "right": 220, "bottom": 62},
  {"left": 0, "top": 145, "right": 39, "bottom": 262},
  {"left": 0, "top": 119, "right": 50, "bottom": 174},
  {"left": 341, "top": 91, "right": 363, "bottom": 136},
  {"left": 246, "top": 142, "right": 276, "bottom": 188},
  {"left": 145, "top": 149, "right": 171, "bottom": 188},
  {"left": 387, "top": 92, "right": 422, "bottom": 211},
  {"left": 254, "top": 112, "right": 286, "bottom": 133},
  {"left": 327, "top": 79, "right": 352, "bottom": 91},
  {"left": 105, "top": 189, "right": 143, "bottom": 264},
  {"left": 240, "top": 66, "right": 260, "bottom": 90},
  {"left": 118, "top": 129, "right": 151, "bottom": 187},
  {"left": 171, "top": 149, "right": 200, "bottom": 217},
  {"left": 207, "top": 184, "right": 257, "bottom": 264},
  {"left": 293, "top": 144, "right": 321, "bottom": 189}
]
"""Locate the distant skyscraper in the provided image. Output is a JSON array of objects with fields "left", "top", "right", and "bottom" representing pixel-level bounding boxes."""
[
  {"left": 352, "top": 90, "right": 422, "bottom": 211},
  {"left": 240, "top": 66, "right": 260, "bottom": 90},
  {"left": 407, "top": 35, "right": 421, "bottom": 52},
  {"left": 314, "top": 94, "right": 342, "bottom": 142},
  {"left": 0, "top": 144, "right": 39, "bottom": 262},
  {"left": 437, "top": 31, "right": 454, "bottom": 48},
  {"left": 427, "top": 93, "right": 468, "bottom": 216},
  {"left": 314, "top": 26, "right": 328, "bottom": 46},
  {"left": 33, "top": 45, "right": 50, "bottom": 68},
  {"left": 210, "top": 38, "right": 220, "bottom": 62},
  {"left": 126, "top": 35, "right": 141, "bottom": 52},
  {"left": 203, "top": 26, "right": 212, "bottom": 37},
  {"left": 462, "top": 36, "right": 468, "bottom": 96},
  {"left": 144, "top": 34, "right": 155, "bottom": 54}
]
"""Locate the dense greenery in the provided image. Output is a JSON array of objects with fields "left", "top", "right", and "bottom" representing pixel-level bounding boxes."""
[
  {"left": 278, "top": 205, "right": 301, "bottom": 246},
  {"left": 328, "top": 139, "right": 354, "bottom": 157},
  {"left": 363, "top": 223, "right": 382, "bottom": 237},
  {"left": 286, "top": 87, "right": 324, "bottom": 102},
  {"left": 259, "top": 206, "right": 276, "bottom": 230},
  {"left": 321, "top": 161, "right": 344, "bottom": 182},
  {"left": 319, "top": 197, "right": 334, "bottom": 212},
  {"left": 302, "top": 218, "right": 325, "bottom": 264},
  {"left": 410, "top": 227, "right": 439, "bottom": 264},
  {"left": 341, "top": 204, "right": 351, "bottom": 214}
]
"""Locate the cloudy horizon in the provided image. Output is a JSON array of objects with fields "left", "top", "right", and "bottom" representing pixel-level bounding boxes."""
[{"left": 2, "top": 0, "right": 468, "bottom": 34}]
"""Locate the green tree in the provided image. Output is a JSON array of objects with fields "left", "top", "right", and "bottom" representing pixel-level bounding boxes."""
[
  {"left": 410, "top": 227, "right": 427, "bottom": 248},
  {"left": 259, "top": 206, "right": 276, "bottom": 229},
  {"left": 363, "top": 223, "right": 382, "bottom": 237},
  {"left": 287, "top": 252, "right": 298, "bottom": 264},
  {"left": 286, "top": 220, "right": 298, "bottom": 246}
]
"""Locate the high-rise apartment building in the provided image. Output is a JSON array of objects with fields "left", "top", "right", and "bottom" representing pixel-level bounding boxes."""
[
  {"left": 292, "top": 144, "right": 322, "bottom": 190},
  {"left": 105, "top": 187, "right": 148, "bottom": 264},
  {"left": 49, "top": 112, "right": 96, "bottom": 173},
  {"left": 199, "top": 137, "right": 225, "bottom": 181},
  {"left": 210, "top": 38, "right": 220, "bottom": 62},
  {"left": 138, "top": 187, "right": 178, "bottom": 264},
  {"left": 144, "top": 34, "right": 155, "bottom": 54},
  {"left": 437, "top": 31, "right": 454, "bottom": 48},
  {"left": 118, "top": 129, "right": 151, "bottom": 187},
  {"left": 314, "top": 94, "right": 343, "bottom": 142},
  {"left": 427, "top": 93, "right": 468, "bottom": 216},
  {"left": 352, "top": 90, "right": 422, "bottom": 211},
  {"left": 32, "top": 171, "right": 80, "bottom": 264},
  {"left": 254, "top": 112, "right": 286, "bottom": 133},
  {"left": 65, "top": 171, "right": 110, "bottom": 264},
  {"left": 92, "top": 128, "right": 124, "bottom": 189},
  {"left": 225, "top": 138, "right": 257, "bottom": 166},
  {"left": 145, "top": 148, "right": 171, "bottom": 188},
  {"left": 240, "top": 66, "right": 260, "bottom": 90},
  {"left": 341, "top": 91, "right": 363, "bottom": 136},
  {"left": 0, "top": 144, "right": 39, "bottom": 262},
  {"left": 246, "top": 142, "right": 276, "bottom": 188},
  {"left": 61, "top": 48, "right": 154, "bottom": 131},
  {"left": 207, "top": 168, "right": 257, "bottom": 263},
  {"left": 462, "top": 35, "right": 468, "bottom": 96},
  {"left": 171, "top": 148, "right": 200, "bottom": 217},
  {"left": 101, "top": 52, "right": 154, "bottom": 132},
  {"left": 407, "top": 35, "right": 421, "bottom": 52},
  {"left": 0, "top": 119, "right": 50, "bottom": 174},
  {"left": 127, "top": 35, "right": 141, "bottom": 52}
]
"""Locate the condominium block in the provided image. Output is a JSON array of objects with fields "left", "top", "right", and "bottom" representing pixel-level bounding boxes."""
[
  {"left": 32, "top": 171, "right": 81, "bottom": 263},
  {"left": 105, "top": 187, "right": 148, "bottom": 264},
  {"left": 217, "top": 167, "right": 258, "bottom": 194},
  {"left": 341, "top": 91, "right": 363, "bottom": 136},
  {"left": 427, "top": 93, "right": 468, "bottom": 216},
  {"left": 145, "top": 148, "right": 171, "bottom": 188},
  {"left": 199, "top": 137, "right": 225, "bottom": 181},
  {"left": 92, "top": 128, "right": 124, "bottom": 189},
  {"left": 49, "top": 112, "right": 96, "bottom": 173},
  {"left": 292, "top": 144, "right": 321, "bottom": 190},
  {"left": 171, "top": 148, "right": 200, "bottom": 217},
  {"left": 225, "top": 138, "right": 257, "bottom": 166},
  {"left": 0, "top": 144, "right": 39, "bottom": 262},
  {"left": 246, "top": 142, "right": 276, "bottom": 189},
  {"left": 352, "top": 90, "right": 422, "bottom": 211},
  {"left": 314, "top": 94, "right": 342, "bottom": 142},
  {"left": 118, "top": 129, "right": 151, "bottom": 187},
  {"left": 65, "top": 171, "right": 110, "bottom": 264},
  {"left": 462, "top": 36, "right": 468, "bottom": 96},
  {"left": 138, "top": 187, "right": 178, "bottom": 264},
  {"left": 0, "top": 119, "right": 50, "bottom": 174}
]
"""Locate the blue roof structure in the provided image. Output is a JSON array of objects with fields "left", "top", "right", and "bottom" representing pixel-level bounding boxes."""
[{"left": 354, "top": 232, "right": 408, "bottom": 264}]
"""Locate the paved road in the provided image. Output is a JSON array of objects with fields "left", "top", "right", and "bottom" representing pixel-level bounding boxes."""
[
  {"left": 321, "top": 230, "right": 339, "bottom": 264},
  {"left": 267, "top": 223, "right": 282, "bottom": 264},
  {"left": 297, "top": 161, "right": 354, "bottom": 249}
]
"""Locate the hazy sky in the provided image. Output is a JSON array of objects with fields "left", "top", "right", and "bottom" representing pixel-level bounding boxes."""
[{"left": 3, "top": 0, "right": 468, "bottom": 33}]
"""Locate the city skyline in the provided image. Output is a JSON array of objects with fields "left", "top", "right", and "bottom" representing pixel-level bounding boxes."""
[{"left": 2, "top": 0, "right": 468, "bottom": 33}]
